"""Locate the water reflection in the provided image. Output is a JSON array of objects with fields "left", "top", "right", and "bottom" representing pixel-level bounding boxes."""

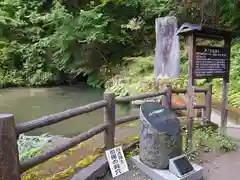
[{"left": 0, "top": 84, "right": 133, "bottom": 137}]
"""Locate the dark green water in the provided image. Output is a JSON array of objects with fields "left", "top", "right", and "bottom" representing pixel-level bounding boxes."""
[{"left": 0, "top": 84, "right": 132, "bottom": 137}]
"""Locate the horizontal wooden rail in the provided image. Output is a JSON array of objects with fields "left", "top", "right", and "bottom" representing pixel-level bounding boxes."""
[
  {"left": 20, "top": 123, "right": 108, "bottom": 173},
  {"left": 16, "top": 100, "right": 107, "bottom": 134},
  {"left": 115, "top": 115, "right": 139, "bottom": 125},
  {"left": 194, "top": 104, "right": 206, "bottom": 109},
  {"left": 115, "top": 91, "right": 166, "bottom": 103},
  {"left": 172, "top": 88, "right": 186, "bottom": 94},
  {"left": 115, "top": 105, "right": 206, "bottom": 124},
  {"left": 171, "top": 104, "right": 206, "bottom": 111},
  {"left": 171, "top": 105, "right": 187, "bottom": 111},
  {"left": 172, "top": 87, "right": 207, "bottom": 94},
  {"left": 194, "top": 87, "right": 208, "bottom": 93},
  {"left": 114, "top": 104, "right": 206, "bottom": 125}
]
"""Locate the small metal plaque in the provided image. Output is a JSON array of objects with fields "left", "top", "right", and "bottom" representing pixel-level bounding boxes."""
[
  {"left": 173, "top": 156, "right": 194, "bottom": 175},
  {"left": 169, "top": 155, "right": 195, "bottom": 178}
]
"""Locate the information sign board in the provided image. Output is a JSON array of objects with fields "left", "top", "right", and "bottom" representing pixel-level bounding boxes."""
[{"left": 194, "top": 46, "right": 229, "bottom": 79}]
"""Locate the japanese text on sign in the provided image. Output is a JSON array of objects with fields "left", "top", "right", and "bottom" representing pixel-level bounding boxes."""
[
  {"left": 195, "top": 46, "right": 229, "bottom": 79},
  {"left": 105, "top": 146, "right": 129, "bottom": 178}
]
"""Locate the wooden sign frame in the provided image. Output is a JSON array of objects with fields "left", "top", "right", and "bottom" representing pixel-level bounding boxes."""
[{"left": 178, "top": 24, "right": 232, "bottom": 150}]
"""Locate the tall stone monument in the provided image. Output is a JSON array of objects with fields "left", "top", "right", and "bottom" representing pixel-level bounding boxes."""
[{"left": 154, "top": 17, "right": 180, "bottom": 79}]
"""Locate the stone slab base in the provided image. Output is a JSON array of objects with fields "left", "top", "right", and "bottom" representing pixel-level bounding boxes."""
[{"left": 131, "top": 155, "right": 203, "bottom": 180}]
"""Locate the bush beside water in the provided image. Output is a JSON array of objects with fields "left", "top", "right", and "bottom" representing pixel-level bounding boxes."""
[{"left": 18, "top": 134, "right": 51, "bottom": 162}]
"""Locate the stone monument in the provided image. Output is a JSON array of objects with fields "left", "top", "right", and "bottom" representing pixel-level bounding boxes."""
[
  {"left": 139, "top": 102, "right": 182, "bottom": 169},
  {"left": 154, "top": 16, "right": 180, "bottom": 79},
  {"left": 132, "top": 102, "right": 203, "bottom": 180}
]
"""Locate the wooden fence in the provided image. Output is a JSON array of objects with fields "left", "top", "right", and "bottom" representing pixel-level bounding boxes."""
[{"left": 0, "top": 84, "right": 212, "bottom": 179}]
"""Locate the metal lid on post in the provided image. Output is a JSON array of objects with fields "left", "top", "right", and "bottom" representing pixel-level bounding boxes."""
[
  {"left": 177, "top": 23, "right": 232, "bottom": 40},
  {"left": 140, "top": 102, "right": 180, "bottom": 139}
]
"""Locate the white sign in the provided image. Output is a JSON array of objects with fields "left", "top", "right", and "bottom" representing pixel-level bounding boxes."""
[{"left": 105, "top": 146, "right": 129, "bottom": 177}]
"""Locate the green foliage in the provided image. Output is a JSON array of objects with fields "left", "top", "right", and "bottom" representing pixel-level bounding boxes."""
[
  {"left": 216, "top": 0, "right": 240, "bottom": 30},
  {"left": 18, "top": 134, "right": 51, "bottom": 162},
  {"left": 192, "top": 126, "right": 237, "bottom": 152},
  {"left": 176, "top": 0, "right": 240, "bottom": 31},
  {"left": 105, "top": 56, "right": 154, "bottom": 96},
  {"left": 105, "top": 54, "right": 190, "bottom": 95},
  {"left": 125, "top": 144, "right": 139, "bottom": 160},
  {"left": 185, "top": 126, "right": 237, "bottom": 161},
  {"left": 0, "top": 0, "right": 57, "bottom": 86},
  {"left": 0, "top": 0, "right": 176, "bottom": 87},
  {"left": 211, "top": 43, "right": 240, "bottom": 107},
  {"left": 1, "top": 0, "right": 240, "bottom": 87}
]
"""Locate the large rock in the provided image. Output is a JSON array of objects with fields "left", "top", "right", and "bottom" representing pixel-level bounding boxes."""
[{"left": 139, "top": 102, "right": 182, "bottom": 169}]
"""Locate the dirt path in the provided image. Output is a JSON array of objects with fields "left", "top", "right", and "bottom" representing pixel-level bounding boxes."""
[{"left": 203, "top": 141, "right": 240, "bottom": 180}]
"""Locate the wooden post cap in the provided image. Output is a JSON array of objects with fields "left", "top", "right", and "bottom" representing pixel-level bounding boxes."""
[{"left": 0, "top": 114, "right": 14, "bottom": 119}]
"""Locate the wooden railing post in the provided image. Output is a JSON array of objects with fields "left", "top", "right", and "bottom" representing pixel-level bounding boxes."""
[
  {"left": 104, "top": 92, "right": 116, "bottom": 150},
  {"left": 0, "top": 114, "right": 21, "bottom": 180},
  {"left": 162, "top": 84, "right": 172, "bottom": 108},
  {"left": 203, "top": 84, "right": 213, "bottom": 124}
]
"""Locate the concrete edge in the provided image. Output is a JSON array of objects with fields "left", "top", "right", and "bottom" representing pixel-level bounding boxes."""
[
  {"left": 131, "top": 155, "right": 204, "bottom": 180},
  {"left": 71, "top": 141, "right": 139, "bottom": 180}
]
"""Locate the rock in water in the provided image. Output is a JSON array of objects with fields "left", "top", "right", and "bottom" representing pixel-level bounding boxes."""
[
  {"left": 139, "top": 102, "right": 182, "bottom": 169},
  {"left": 154, "top": 16, "right": 180, "bottom": 79}
]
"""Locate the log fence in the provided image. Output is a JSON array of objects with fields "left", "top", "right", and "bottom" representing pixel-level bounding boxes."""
[{"left": 0, "top": 84, "right": 212, "bottom": 179}]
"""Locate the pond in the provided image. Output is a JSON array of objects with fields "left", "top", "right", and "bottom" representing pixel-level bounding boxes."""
[{"left": 0, "top": 84, "right": 133, "bottom": 137}]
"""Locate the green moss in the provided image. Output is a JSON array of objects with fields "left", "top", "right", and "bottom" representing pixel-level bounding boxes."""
[
  {"left": 22, "top": 134, "right": 141, "bottom": 180},
  {"left": 22, "top": 153, "right": 103, "bottom": 180},
  {"left": 21, "top": 170, "right": 40, "bottom": 180},
  {"left": 76, "top": 154, "right": 102, "bottom": 168},
  {"left": 40, "top": 167, "right": 75, "bottom": 180}
]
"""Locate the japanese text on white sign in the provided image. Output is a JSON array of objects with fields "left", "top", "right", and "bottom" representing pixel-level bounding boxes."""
[{"left": 105, "top": 146, "right": 129, "bottom": 178}]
